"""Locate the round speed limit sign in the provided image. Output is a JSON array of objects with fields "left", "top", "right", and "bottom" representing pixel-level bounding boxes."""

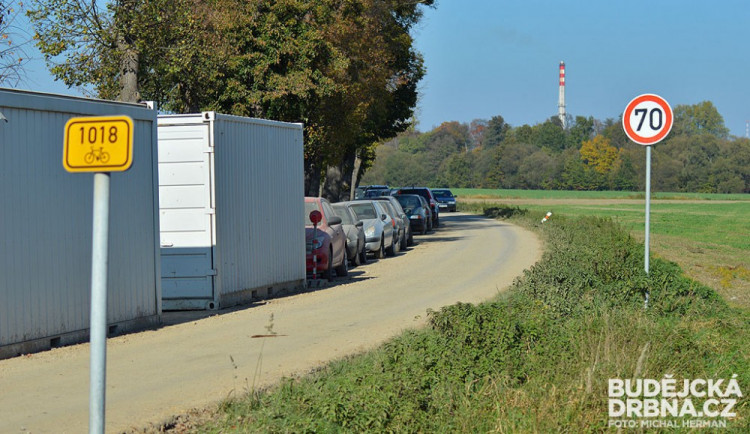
[{"left": 622, "top": 94, "right": 673, "bottom": 146}]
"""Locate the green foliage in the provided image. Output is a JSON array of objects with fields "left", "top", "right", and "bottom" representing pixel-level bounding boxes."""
[
  {"left": 482, "top": 205, "right": 527, "bottom": 219},
  {"left": 28, "top": 0, "right": 433, "bottom": 195},
  {"left": 673, "top": 101, "right": 730, "bottom": 138},
  {"left": 202, "top": 212, "right": 748, "bottom": 433},
  {"left": 364, "top": 102, "right": 750, "bottom": 193}
]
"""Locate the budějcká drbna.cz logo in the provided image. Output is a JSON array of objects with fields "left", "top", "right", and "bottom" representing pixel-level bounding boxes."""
[{"left": 608, "top": 374, "right": 743, "bottom": 429}]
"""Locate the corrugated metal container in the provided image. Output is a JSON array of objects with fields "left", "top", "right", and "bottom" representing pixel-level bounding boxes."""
[
  {"left": 0, "top": 89, "right": 161, "bottom": 358},
  {"left": 158, "top": 112, "right": 305, "bottom": 310}
]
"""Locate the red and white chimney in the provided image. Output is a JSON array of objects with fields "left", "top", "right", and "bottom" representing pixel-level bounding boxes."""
[{"left": 558, "top": 61, "right": 566, "bottom": 129}]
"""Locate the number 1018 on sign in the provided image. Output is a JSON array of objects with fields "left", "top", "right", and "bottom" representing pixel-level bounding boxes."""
[{"left": 63, "top": 116, "right": 134, "bottom": 173}]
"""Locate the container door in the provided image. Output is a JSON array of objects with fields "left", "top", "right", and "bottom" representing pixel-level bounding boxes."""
[{"left": 158, "top": 122, "right": 215, "bottom": 307}]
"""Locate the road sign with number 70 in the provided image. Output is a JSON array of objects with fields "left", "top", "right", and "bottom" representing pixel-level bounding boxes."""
[
  {"left": 63, "top": 116, "right": 134, "bottom": 172},
  {"left": 622, "top": 94, "right": 673, "bottom": 146}
]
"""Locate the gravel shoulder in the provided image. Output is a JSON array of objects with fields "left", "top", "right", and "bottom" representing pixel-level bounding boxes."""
[{"left": 0, "top": 213, "right": 541, "bottom": 433}]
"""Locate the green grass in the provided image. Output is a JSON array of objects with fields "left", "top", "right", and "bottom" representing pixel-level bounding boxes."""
[
  {"left": 191, "top": 213, "right": 748, "bottom": 433},
  {"left": 451, "top": 188, "right": 749, "bottom": 201},
  {"left": 457, "top": 189, "right": 750, "bottom": 310}
]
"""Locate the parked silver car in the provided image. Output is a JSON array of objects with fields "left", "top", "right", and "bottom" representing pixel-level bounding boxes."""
[
  {"left": 342, "top": 200, "right": 394, "bottom": 259},
  {"left": 332, "top": 202, "right": 367, "bottom": 266},
  {"left": 371, "top": 196, "right": 412, "bottom": 249}
]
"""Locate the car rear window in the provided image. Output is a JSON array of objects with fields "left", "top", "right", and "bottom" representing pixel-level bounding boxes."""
[
  {"left": 395, "top": 195, "right": 420, "bottom": 210},
  {"left": 332, "top": 205, "right": 354, "bottom": 224},
  {"left": 349, "top": 203, "right": 377, "bottom": 220},
  {"left": 397, "top": 188, "right": 430, "bottom": 201}
]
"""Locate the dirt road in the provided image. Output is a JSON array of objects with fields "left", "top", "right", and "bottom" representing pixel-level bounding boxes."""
[{"left": 0, "top": 213, "right": 541, "bottom": 433}]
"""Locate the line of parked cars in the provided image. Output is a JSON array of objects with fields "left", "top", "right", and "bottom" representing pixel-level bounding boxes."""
[{"left": 305, "top": 186, "right": 457, "bottom": 281}]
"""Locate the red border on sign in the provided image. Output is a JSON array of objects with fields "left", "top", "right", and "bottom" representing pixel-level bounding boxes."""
[{"left": 622, "top": 94, "right": 673, "bottom": 146}]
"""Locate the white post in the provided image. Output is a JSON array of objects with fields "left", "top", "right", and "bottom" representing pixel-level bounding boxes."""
[
  {"left": 89, "top": 172, "right": 110, "bottom": 434},
  {"left": 644, "top": 146, "right": 651, "bottom": 309}
]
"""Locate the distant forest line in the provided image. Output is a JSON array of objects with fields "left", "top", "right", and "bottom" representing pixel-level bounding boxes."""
[{"left": 360, "top": 101, "right": 749, "bottom": 194}]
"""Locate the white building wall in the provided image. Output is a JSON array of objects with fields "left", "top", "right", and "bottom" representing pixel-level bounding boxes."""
[
  {"left": 0, "top": 89, "right": 161, "bottom": 357},
  {"left": 158, "top": 113, "right": 305, "bottom": 309}
]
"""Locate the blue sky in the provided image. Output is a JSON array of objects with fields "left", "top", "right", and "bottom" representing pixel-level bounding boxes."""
[
  {"left": 14, "top": 0, "right": 750, "bottom": 137},
  {"left": 413, "top": 0, "right": 750, "bottom": 137}
]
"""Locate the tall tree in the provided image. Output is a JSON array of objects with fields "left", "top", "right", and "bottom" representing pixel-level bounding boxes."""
[
  {"left": 484, "top": 115, "right": 509, "bottom": 148},
  {"left": 1, "top": 0, "right": 28, "bottom": 85},
  {"left": 673, "top": 101, "right": 729, "bottom": 138}
]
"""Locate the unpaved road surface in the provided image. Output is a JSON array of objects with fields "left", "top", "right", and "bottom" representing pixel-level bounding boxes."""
[{"left": 0, "top": 213, "right": 541, "bottom": 433}]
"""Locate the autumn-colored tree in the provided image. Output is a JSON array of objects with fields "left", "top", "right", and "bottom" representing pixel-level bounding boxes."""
[{"left": 579, "top": 135, "right": 619, "bottom": 175}]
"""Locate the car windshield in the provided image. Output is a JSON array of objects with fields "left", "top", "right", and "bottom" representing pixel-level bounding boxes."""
[
  {"left": 432, "top": 190, "right": 452, "bottom": 198},
  {"left": 304, "top": 202, "right": 320, "bottom": 225},
  {"left": 395, "top": 195, "right": 420, "bottom": 211},
  {"left": 349, "top": 203, "right": 377, "bottom": 220},
  {"left": 364, "top": 189, "right": 387, "bottom": 198},
  {"left": 332, "top": 205, "right": 354, "bottom": 224},
  {"left": 397, "top": 189, "right": 429, "bottom": 201}
]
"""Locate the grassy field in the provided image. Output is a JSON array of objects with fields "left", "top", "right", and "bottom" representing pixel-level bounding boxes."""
[
  {"left": 191, "top": 210, "right": 748, "bottom": 433},
  {"left": 451, "top": 188, "right": 750, "bottom": 201},
  {"left": 455, "top": 189, "right": 750, "bottom": 310}
]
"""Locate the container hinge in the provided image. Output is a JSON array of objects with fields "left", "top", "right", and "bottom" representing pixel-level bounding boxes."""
[
  {"left": 204, "top": 147, "right": 214, "bottom": 154},
  {"left": 206, "top": 269, "right": 217, "bottom": 276},
  {"left": 206, "top": 208, "right": 215, "bottom": 215}
]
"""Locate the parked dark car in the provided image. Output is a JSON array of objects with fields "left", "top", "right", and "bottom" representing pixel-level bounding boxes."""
[
  {"left": 332, "top": 202, "right": 367, "bottom": 266},
  {"left": 432, "top": 188, "right": 457, "bottom": 212},
  {"left": 392, "top": 187, "right": 439, "bottom": 228},
  {"left": 394, "top": 194, "right": 429, "bottom": 235},
  {"left": 362, "top": 185, "right": 391, "bottom": 198},
  {"left": 305, "top": 197, "right": 348, "bottom": 281}
]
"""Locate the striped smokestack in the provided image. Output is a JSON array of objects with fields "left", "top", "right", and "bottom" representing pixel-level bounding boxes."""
[{"left": 558, "top": 61, "right": 566, "bottom": 129}]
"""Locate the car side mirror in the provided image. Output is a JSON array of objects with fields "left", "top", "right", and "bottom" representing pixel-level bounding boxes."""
[
  {"left": 355, "top": 220, "right": 364, "bottom": 228},
  {"left": 328, "top": 216, "right": 342, "bottom": 225},
  {"left": 381, "top": 214, "right": 387, "bottom": 221}
]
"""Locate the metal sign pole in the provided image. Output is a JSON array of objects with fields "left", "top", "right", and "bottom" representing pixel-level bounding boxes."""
[
  {"left": 89, "top": 172, "right": 111, "bottom": 434},
  {"left": 644, "top": 146, "right": 652, "bottom": 309}
]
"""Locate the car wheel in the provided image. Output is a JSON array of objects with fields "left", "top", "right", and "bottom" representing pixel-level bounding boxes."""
[
  {"left": 407, "top": 231, "right": 414, "bottom": 246},
  {"left": 335, "top": 250, "right": 348, "bottom": 277},
  {"left": 375, "top": 239, "right": 385, "bottom": 259},
  {"left": 421, "top": 222, "right": 427, "bottom": 235},
  {"left": 386, "top": 236, "right": 398, "bottom": 256},
  {"left": 323, "top": 248, "right": 334, "bottom": 281},
  {"left": 347, "top": 246, "right": 362, "bottom": 267},
  {"left": 434, "top": 216, "right": 440, "bottom": 228},
  {"left": 401, "top": 231, "right": 408, "bottom": 250},
  {"left": 359, "top": 248, "right": 368, "bottom": 265}
]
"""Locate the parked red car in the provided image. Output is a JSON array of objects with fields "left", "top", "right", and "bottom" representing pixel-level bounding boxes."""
[{"left": 305, "top": 197, "right": 348, "bottom": 281}]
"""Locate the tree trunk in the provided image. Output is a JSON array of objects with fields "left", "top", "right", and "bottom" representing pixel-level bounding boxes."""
[
  {"left": 350, "top": 153, "right": 363, "bottom": 200},
  {"left": 304, "top": 159, "right": 321, "bottom": 197},
  {"left": 322, "top": 165, "right": 344, "bottom": 201},
  {"left": 117, "top": 36, "right": 140, "bottom": 103}
]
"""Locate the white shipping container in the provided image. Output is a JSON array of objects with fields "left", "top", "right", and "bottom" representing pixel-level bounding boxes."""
[
  {"left": 158, "top": 112, "right": 305, "bottom": 309},
  {"left": 0, "top": 89, "right": 161, "bottom": 359}
]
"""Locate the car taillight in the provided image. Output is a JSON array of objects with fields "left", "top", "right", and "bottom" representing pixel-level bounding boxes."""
[{"left": 391, "top": 219, "right": 396, "bottom": 228}]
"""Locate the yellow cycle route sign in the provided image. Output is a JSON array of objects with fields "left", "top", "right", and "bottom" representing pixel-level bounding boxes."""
[{"left": 63, "top": 115, "right": 134, "bottom": 172}]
